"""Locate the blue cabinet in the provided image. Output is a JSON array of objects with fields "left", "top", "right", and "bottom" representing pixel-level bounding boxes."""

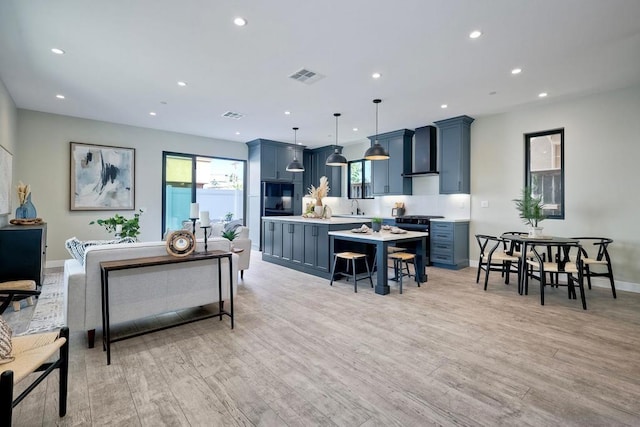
[
  {"left": 368, "top": 129, "right": 414, "bottom": 195},
  {"left": 247, "top": 139, "right": 304, "bottom": 183},
  {"left": 430, "top": 221, "right": 469, "bottom": 269},
  {"left": 434, "top": 116, "right": 474, "bottom": 194},
  {"left": 305, "top": 146, "right": 343, "bottom": 198},
  {"left": 0, "top": 223, "right": 47, "bottom": 286}
]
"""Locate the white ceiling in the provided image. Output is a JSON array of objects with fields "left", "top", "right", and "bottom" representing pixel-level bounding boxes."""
[{"left": 1, "top": 0, "right": 640, "bottom": 148}]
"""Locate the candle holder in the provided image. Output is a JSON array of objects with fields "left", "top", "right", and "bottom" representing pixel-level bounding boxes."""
[
  {"left": 189, "top": 217, "right": 198, "bottom": 234},
  {"left": 200, "top": 225, "right": 211, "bottom": 253}
]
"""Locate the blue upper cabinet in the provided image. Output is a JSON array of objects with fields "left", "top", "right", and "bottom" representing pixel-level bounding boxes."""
[
  {"left": 310, "top": 146, "right": 343, "bottom": 198},
  {"left": 434, "top": 115, "right": 474, "bottom": 194},
  {"left": 247, "top": 139, "right": 303, "bottom": 183},
  {"left": 368, "top": 129, "right": 414, "bottom": 196}
]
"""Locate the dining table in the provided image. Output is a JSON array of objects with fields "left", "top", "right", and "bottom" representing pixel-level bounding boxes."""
[
  {"left": 500, "top": 232, "right": 580, "bottom": 295},
  {"left": 328, "top": 228, "right": 429, "bottom": 295}
]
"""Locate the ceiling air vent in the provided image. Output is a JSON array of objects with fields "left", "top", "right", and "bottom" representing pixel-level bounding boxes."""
[
  {"left": 289, "top": 68, "right": 325, "bottom": 85},
  {"left": 222, "top": 111, "right": 244, "bottom": 119}
]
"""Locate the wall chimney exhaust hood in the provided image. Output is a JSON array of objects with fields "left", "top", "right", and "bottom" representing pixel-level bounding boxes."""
[{"left": 402, "top": 125, "right": 439, "bottom": 176}]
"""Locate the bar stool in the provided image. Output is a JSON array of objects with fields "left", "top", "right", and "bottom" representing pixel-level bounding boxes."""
[
  {"left": 388, "top": 252, "right": 419, "bottom": 294},
  {"left": 371, "top": 245, "right": 405, "bottom": 272},
  {"left": 329, "top": 252, "right": 373, "bottom": 293}
]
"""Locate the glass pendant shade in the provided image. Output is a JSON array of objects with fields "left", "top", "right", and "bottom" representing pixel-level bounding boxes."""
[
  {"left": 286, "top": 127, "right": 305, "bottom": 172},
  {"left": 326, "top": 113, "right": 347, "bottom": 166},
  {"left": 364, "top": 99, "right": 389, "bottom": 160}
]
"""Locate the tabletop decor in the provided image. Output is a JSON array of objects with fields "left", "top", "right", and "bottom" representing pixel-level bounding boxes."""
[
  {"left": 89, "top": 209, "right": 143, "bottom": 239},
  {"left": 308, "top": 176, "right": 330, "bottom": 217},
  {"left": 165, "top": 230, "right": 196, "bottom": 257},
  {"left": 513, "top": 187, "right": 546, "bottom": 237},
  {"left": 15, "top": 181, "right": 38, "bottom": 219},
  {"left": 70, "top": 142, "right": 135, "bottom": 210},
  {"left": 371, "top": 217, "right": 383, "bottom": 232}
]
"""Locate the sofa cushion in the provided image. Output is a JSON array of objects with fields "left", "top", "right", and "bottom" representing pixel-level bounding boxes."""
[
  {"left": 0, "top": 315, "right": 14, "bottom": 364},
  {"left": 65, "top": 237, "right": 137, "bottom": 265}
]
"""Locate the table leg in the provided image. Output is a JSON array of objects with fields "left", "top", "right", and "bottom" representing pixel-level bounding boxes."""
[
  {"left": 415, "top": 237, "right": 428, "bottom": 283},
  {"left": 228, "top": 254, "right": 234, "bottom": 329},
  {"left": 374, "top": 242, "right": 390, "bottom": 295}
]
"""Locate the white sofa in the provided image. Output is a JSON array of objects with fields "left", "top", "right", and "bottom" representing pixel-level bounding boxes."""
[{"left": 64, "top": 239, "right": 239, "bottom": 347}]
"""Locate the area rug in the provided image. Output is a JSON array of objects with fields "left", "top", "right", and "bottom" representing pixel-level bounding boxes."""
[{"left": 17, "top": 271, "right": 66, "bottom": 336}]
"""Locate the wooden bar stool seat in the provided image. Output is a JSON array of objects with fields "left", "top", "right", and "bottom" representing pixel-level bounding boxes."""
[
  {"left": 388, "top": 252, "right": 418, "bottom": 294},
  {"left": 330, "top": 252, "right": 373, "bottom": 293},
  {"left": 0, "top": 280, "right": 37, "bottom": 312}
]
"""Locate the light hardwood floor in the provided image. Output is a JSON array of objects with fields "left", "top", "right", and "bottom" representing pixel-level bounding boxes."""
[{"left": 10, "top": 253, "right": 640, "bottom": 426}]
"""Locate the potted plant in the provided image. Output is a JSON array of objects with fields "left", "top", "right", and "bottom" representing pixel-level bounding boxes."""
[
  {"left": 371, "top": 217, "right": 383, "bottom": 232},
  {"left": 221, "top": 229, "right": 238, "bottom": 241},
  {"left": 513, "top": 187, "right": 546, "bottom": 237},
  {"left": 90, "top": 209, "right": 144, "bottom": 239}
]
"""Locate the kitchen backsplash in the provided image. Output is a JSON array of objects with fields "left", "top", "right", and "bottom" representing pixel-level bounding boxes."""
[{"left": 303, "top": 194, "right": 470, "bottom": 219}]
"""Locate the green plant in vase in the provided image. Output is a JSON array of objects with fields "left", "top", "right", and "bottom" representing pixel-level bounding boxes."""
[
  {"left": 90, "top": 209, "right": 144, "bottom": 239},
  {"left": 512, "top": 187, "right": 545, "bottom": 237},
  {"left": 221, "top": 229, "right": 238, "bottom": 241},
  {"left": 371, "top": 217, "right": 383, "bottom": 232}
]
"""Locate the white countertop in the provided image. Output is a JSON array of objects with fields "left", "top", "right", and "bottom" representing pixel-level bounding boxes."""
[
  {"left": 430, "top": 218, "right": 470, "bottom": 223},
  {"left": 262, "top": 216, "right": 372, "bottom": 225},
  {"left": 328, "top": 229, "right": 428, "bottom": 241}
]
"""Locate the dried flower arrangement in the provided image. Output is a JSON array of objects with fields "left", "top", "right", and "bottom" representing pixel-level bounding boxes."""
[
  {"left": 17, "top": 181, "right": 30, "bottom": 206},
  {"left": 308, "top": 176, "right": 330, "bottom": 206}
]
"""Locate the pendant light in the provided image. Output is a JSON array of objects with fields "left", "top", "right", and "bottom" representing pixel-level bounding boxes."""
[
  {"left": 326, "top": 113, "right": 347, "bottom": 166},
  {"left": 364, "top": 98, "right": 389, "bottom": 160},
  {"left": 285, "top": 127, "right": 305, "bottom": 172}
]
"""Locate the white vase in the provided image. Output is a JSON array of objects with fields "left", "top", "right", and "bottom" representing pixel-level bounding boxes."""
[
  {"left": 314, "top": 205, "right": 324, "bottom": 217},
  {"left": 529, "top": 226, "right": 544, "bottom": 238}
]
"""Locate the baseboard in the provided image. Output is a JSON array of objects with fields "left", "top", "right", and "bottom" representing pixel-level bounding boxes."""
[
  {"left": 46, "top": 259, "right": 67, "bottom": 269},
  {"left": 468, "top": 259, "right": 640, "bottom": 293}
]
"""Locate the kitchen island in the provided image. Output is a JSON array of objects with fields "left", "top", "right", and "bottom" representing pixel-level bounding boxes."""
[{"left": 262, "top": 216, "right": 372, "bottom": 278}]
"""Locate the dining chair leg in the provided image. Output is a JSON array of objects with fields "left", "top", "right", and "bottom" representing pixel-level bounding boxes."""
[
  {"left": 607, "top": 263, "right": 617, "bottom": 299},
  {"left": 476, "top": 261, "right": 482, "bottom": 283},
  {"left": 540, "top": 273, "right": 545, "bottom": 306},
  {"left": 585, "top": 264, "right": 592, "bottom": 289}
]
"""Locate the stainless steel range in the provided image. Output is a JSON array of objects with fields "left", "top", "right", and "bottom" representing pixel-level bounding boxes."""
[{"left": 395, "top": 215, "right": 444, "bottom": 265}]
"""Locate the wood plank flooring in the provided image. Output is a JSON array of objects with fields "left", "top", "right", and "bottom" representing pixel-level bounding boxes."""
[{"left": 10, "top": 253, "right": 640, "bottom": 426}]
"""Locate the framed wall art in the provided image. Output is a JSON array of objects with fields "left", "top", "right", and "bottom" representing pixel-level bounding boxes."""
[
  {"left": 70, "top": 142, "right": 135, "bottom": 211},
  {"left": 0, "top": 145, "right": 12, "bottom": 215}
]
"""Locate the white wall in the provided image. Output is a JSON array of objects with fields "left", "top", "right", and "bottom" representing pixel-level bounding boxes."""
[
  {"left": 0, "top": 77, "right": 17, "bottom": 228},
  {"left": 470, "top": 84, "right": 640, "bottom": 286},
  {"left": 16, "top": 110, "right": 247, "bottom": 263}
]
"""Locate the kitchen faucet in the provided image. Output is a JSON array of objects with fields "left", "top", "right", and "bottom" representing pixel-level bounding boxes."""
[{"left": 351, "top": 199, "right": 362, "bottom": 215}]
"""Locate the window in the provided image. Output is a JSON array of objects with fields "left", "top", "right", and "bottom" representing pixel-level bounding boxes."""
[
  {"left": 347, "top": 159, "right": 374, "bottom": 199},
  {"left": 162, "top": 152, "right": 246, "bottom": 236},
  {"left": 525, "top": 128, "right": 564, "bottom": 219}
]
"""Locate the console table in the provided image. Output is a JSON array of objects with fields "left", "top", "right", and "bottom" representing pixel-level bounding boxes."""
[{"left": 100, "top": 250, "right": 233, "bottom": 365}]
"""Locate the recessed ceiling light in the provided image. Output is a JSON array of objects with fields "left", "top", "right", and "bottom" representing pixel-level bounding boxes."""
[
  {"left": 234, "top": 17, "right": 247, "bottom": 26},
  {"left": 489, "top": 91, "right": 497, "bottom": 95},
  {"left": 160, "top": 101, "right": 167, "bottom": 105},
  {"left": 469, "top": 30, "right": 482, "bottom": 39},
  {"left": 353, "top": 127, "right": 358, "bottom": 132},
  {"left": 51, "top": 48, "right": 65, "bottom": 55},
  {"left": 56, "top": 94, "right": 65, "bottom": 99},
  {"left": 538, "top": 92, "right": 548, "bottom": 98},
  {"left": 149, "top": 112, "right": 157, "bottom": 116},
  {"left": 177, "top": 81, "right": 187, "bottom": 87},
  {"left": 511, "top": 68, "right": 522, "bottom": 75},
  {"left": 441, "top": 104, "right": 448, "bottom": 109},
  {"left": 372, "top": 72, "right": 381, "bottom": 79},
  {"left": 235, "top": 131, "right": 240, "bottom": 135},
  {"left": 284, "top": 111, "right": 291, "bottom": 115}
]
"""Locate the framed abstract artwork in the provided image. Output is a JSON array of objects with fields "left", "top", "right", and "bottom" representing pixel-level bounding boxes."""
[
  {"left": 70, "top": 142, "right": 135, "bottom": 211},
  {"left": 0, "top": 145, "right": 12, "bottom": 215}
]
